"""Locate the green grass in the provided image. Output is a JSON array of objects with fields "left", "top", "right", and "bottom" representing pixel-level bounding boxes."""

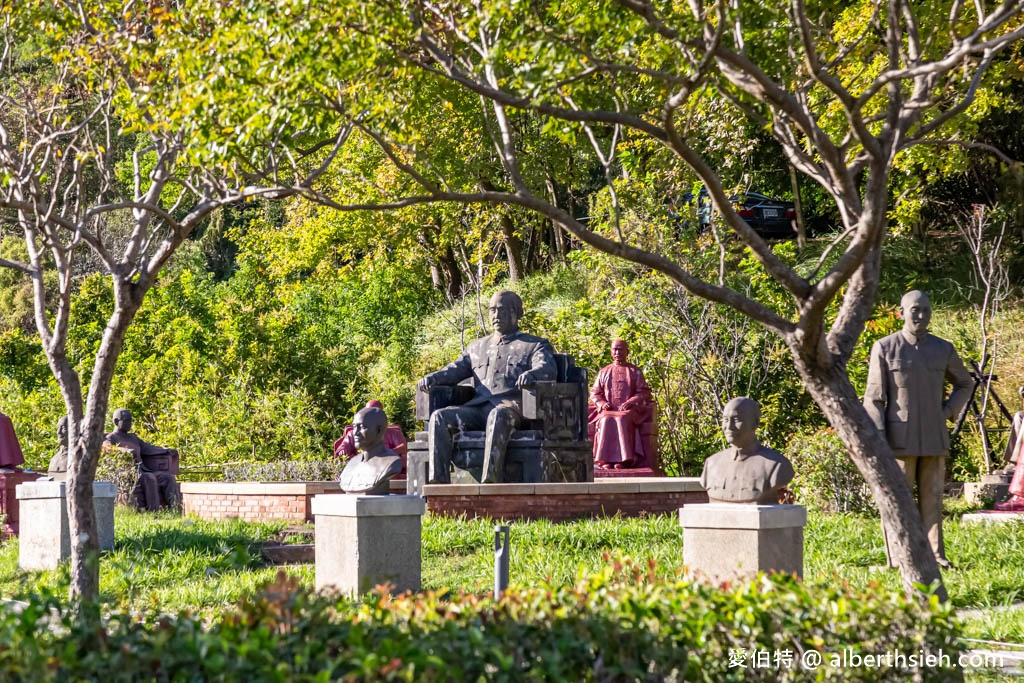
[{"left": 3, "top": 506, "right": 1024, "bottom": 647}]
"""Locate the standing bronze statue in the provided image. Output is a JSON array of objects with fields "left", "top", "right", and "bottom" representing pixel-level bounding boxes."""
[
  {"left": 338, "top": 406, "right": 404, "bottom": 495},
  {"left": 104, "top": 409, "right": 180, "bottom": 511},
  {"left": 418, "top": 290, "right": 556, "bottom": 483},
  {"left": 864, "top": 290, "right": 972, "bottom": 569},
  {"left": 700, "top": 397, "right": 794, "bottom": 504},
  {"left": 588, "top": 339, "right": 654, "bottom": 469}
]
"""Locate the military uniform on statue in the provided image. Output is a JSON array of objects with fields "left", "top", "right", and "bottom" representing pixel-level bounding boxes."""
[
  {"left": 418, "top": 290, "right": 556, "bottom": 484},
  {"left": 864, "top": 291, "right": 972, "bottom": 569}
]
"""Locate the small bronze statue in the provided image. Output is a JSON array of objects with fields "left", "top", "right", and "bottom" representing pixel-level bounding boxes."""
[
  {"left": 339, "top": 406, "right": 403, "bottom": 495},
  {"left": 418, "top": 290, "right": 556, "bottom": 484},
  {"left": 700, "top": 397, "right": 794, "bottom": 504},
  {"left": 46, "top": 416, "right": 69, "bottom": 480},
  {"left": 588, "top": 339, "right": 654, "bottom": 469},
  {"left": 864, "top": 290, "right": 972, "bottom": 568},
  {"left": 103, "top": 408, "right": 180, "bottom": 511}
]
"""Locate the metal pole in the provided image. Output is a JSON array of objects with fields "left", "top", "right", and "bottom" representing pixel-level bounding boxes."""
[{"left": 494, "top": 525, "right": 510, "bottom": 599}]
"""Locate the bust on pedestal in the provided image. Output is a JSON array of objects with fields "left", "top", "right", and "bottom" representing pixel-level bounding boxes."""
[
  {"left": 314, "top": 405, "right": 424, "bottom": 596},
  {"left": 681, "top": 397, "right": 805, "bottom": 583}
]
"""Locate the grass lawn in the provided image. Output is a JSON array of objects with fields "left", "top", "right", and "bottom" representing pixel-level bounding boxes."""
[{"left": 1, "top": 505, "right": 1023, "bottom": 647}]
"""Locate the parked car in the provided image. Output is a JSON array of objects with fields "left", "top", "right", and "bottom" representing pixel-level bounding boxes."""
[
  {"left": 729, "top": 191, "right": 797, "bottom": 238},
  {"left": 676, "top": 188, "right": 799, "bottom": 239}
]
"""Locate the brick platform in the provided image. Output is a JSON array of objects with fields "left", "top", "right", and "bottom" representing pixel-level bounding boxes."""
[
  {"left": 181, "top": 480, "right": 405, "bottom": 522},
  {"left": 0, "top": 471, "right": 45, "bottom": 537},
  {"left": 423, "top": 477, "right": 708, "bottom": 521}
]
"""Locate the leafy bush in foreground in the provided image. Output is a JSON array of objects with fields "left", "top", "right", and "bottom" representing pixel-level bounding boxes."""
[{"left": 0, "top": 560, "right": 959, "bottom": 682}]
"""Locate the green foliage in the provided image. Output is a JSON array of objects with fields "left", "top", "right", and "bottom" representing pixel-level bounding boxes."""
[
  {"left": 0, "top": 557, "right": 961, "bottom": 682},
  {"left": 223, "top": 459, "right": 346, "bottom": 483},
  {"left": 786, "top": 428, "right": 875, "bottom": 515},
  {"left": 95, "top": 444, "right": 141, "bottom": 505}
]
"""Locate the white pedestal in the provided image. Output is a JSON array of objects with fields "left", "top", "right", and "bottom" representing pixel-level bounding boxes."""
[
  {"left": 679, "top": 503, "right": 806, "bottom": 583},
  {"left": 16, "top": 481, "right": 117, "bottom": 571},
  {"left": 311, "top": 494, "right": 426, "bottom": 596}
]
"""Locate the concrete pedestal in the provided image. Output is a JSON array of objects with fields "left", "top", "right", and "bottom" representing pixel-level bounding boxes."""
[
  {"left": 679, "top": 504, "right": 807, "bottom": 583},
  {"left": 311, "top": 494, "right": 426, "bottom": 596},
  {"left": 16, "top": 481, "right": 117, "bottom": 571},
  {"left": 964, "top": 473, "right": 1012, "bottom": 506}
]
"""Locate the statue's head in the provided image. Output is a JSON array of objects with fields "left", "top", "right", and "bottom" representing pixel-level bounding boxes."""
[
  {"left": 611, "top": 339, "right": 630, "bottom": 365},
  {"left": 899, "top": 290, "right": 931, "bottom": 338},
  {"left": 488, "top": 290, "right": 523, "bottom": 336},
  {"left": 112, "top": 408, "right": 132, "bottom": 433},
  {"left": 721, "top": 396, "right": 760, "bottom": 450},
  {"left": 366, "top": 399, "right": 384, "bottom": 410},
  {"left": 353, "top": 406, "right": 387, "bottom": 453},
  {"left": 57, "top": 416, "right": 68, "bottom": 442}
]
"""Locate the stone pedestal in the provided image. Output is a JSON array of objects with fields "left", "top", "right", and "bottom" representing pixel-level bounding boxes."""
[
  {"left": 311, "top": 494, "right": 426, "bottom": 596},
  {"left": 679, "top": 504, "right": 807, "bottom": 583},
  {"left": 0, "top": 470, "right": 44, "bottom": 537},
  {"left": 964, "top": 473, "right": 1013, "bottom": 506},
  {"left": 16, "top": 481, "right": 117, "bottom": 571}
]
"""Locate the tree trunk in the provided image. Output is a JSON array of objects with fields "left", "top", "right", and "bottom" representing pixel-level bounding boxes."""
[
  {"left": 546, "top": 177, "right": 567, "bottom": 263},
  {"left": 499, "top": 211, "right": 524, "bottom": 282},
  {"left": 67, "top": 285, "right": 145, "bottom": 601},
  {"left": 793, "top": 355, "right": 946, "bottom": 600}
]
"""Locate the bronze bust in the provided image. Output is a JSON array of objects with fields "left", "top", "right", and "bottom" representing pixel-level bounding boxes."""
[
  {"left": 700, "top": 397, "right": 794, "bottom": 504},
  {"left": 339, "top": 406, "right": 403, "bottom": 495}
]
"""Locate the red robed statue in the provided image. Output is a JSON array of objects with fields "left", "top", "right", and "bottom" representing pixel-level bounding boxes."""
[
  {"left": 588, "top": 340, "right": 654, "bottom": 469},
  {"left": 0, "top": 412, "right": 26, "bottom": 471}
]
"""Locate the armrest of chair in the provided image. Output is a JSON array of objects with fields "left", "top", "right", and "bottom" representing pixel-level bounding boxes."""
[{"left": 415, "top": 384, "right": 476, "bottom": 421}]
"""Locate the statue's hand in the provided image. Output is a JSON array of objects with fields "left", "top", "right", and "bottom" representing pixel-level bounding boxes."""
[
  {"left": 417, "top": 375, "right": 434, "bottom": 392},
  {"left": 516, "top": 372, "right": 535, "bottom": 389}
]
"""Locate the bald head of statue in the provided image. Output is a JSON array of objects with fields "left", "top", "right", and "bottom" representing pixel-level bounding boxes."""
[
  {"left": 721, "top": 396, "right": 760, "bottom": 453},
  {"left": 899, "top": 290, "right": 932, "bottom": 338},
  {"left": 488, "top": 290, "right": 523, "bottom": 336}
]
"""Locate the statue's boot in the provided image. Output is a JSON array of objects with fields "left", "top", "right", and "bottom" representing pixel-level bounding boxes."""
[{"left": 995, "top": 495, "right": 1024, "bottom": 512}]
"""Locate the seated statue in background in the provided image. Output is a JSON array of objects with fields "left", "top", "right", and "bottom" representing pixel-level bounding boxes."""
[
  {"left": 417, "top": 290, "right": 556, "bottom": 484},
  {"left": 339, "top": 406, "right": 404, "bottom": 495},
  {"left": 334, "top": 400, "right": 408, "bottom": 471},
  {"left": 588, "top": 339, "right": 654, "bottom": 469},
  {"left": 700, "top": 397, "right": 794, "bottom": 504},
  {"left": 47, "top": 416, "right": 69, "bottom": 480},
  {"left": 103, "top": 408, "right": 179, "bottom": 511},
  {"left": 995, "top": 387, "right": 1024, "bottom": 512}
]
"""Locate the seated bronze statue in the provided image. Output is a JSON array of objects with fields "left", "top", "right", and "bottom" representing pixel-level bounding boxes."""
[
  {"left": 410, "top": 290, "right": 592, "bottom": 486},
  {"left": 103, "top": 408, "right": 180, "bottom": 511}
]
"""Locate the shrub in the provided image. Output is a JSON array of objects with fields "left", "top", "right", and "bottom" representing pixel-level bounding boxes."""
[
  {"left": 223, "top": 458, "right": 346, "bottom": 482},
  {"left": 786, "top": 428, "right": 875, "bottom": 514},
  {"left": 0, "top": 561, "right": 960, "bottom": 681},
  {"left": 95, "top": 444, "right": 140, "bottom": 506}
]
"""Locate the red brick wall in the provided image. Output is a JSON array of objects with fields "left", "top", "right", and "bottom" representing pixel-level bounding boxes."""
[
  {"left": 183, "top": 493, "right": 313, "bottom": 522},
  {"left": 426, "top": 490, "right": 709, "bottom": 521}
]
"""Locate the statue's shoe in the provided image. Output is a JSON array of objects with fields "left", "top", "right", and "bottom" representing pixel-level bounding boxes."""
[{"left": 994, "top": 496, "right": 1024, "bottom": 512}]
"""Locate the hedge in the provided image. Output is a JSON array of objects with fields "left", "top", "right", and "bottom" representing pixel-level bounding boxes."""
[{"left": 0, "top": 560, "right": 959, "bottom": 682}]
